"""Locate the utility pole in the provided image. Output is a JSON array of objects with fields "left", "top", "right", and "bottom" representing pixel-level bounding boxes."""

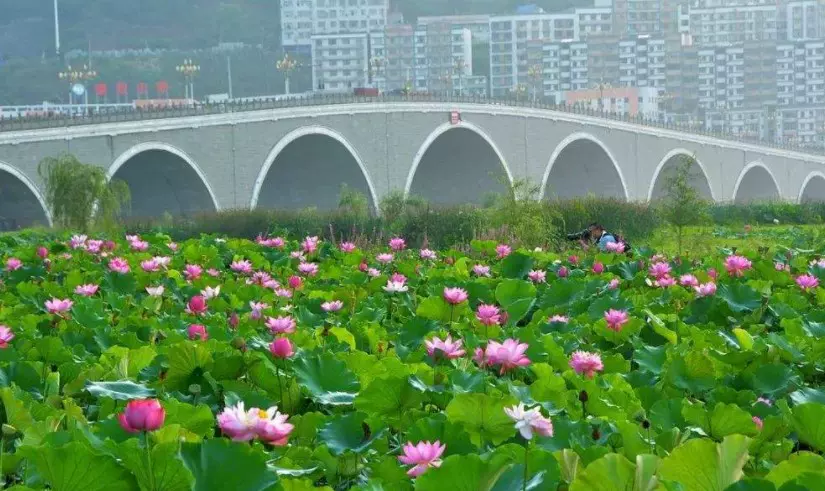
[
  {"left": 54, "top": 0, "right": 61, "bottom": 56},
  {"left": 227, "top": 55, "right": 234, "bottom": 99}
]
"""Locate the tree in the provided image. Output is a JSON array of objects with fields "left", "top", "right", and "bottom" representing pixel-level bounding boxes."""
[
  {"left": 486, "top": 177, "right": 558, "bottom": 248},
  {"left": 659, "top": 155, "right": 710, "bottom": 255},
  {"left": 38, "top": 153, "right": 130, "bottom": 232}
]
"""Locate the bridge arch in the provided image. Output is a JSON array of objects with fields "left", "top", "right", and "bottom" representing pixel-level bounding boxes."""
[
  {"left": 647, "top": 148, "right": 715, "bottom": 201},
  {"left": 541, "top": 132, "right": 628, "bottom": 200},
  {"left": 109, "top": 142, "right": 219, "bottom": 218},
  {"left": 732, "top": 161, "right": 781, "bottom": 203},
  {"left": 405, "top": 121, "right": 512, "bottom": 204},
  {"left": 0, "top": 162, "right": 52, "bottom": 228},
  {"left": 251, "top": 126, "right": 378, "bottom": 212},
  {"left": 798, "top": 171, "right": 825, "bottom": 203}
]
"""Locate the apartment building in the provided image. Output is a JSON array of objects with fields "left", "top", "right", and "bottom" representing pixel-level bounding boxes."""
[
  {"left": 777, "top": 40, "right": 825, "bottom": 106},
  {"left": 282, "top": 0, "right": 390, "bottom": 49},
  {"left": 687, "top": 0, "right": 779, "bottom": 46},
  {"left": 781, "top": 0, "right": 825, "bottom": 40},
  {"left": 617, "top": 35, "right": 667, "bottom": 89},
  {"left": 541, "top": 39, "right": 590, "bottom": 97},
  {"left": 370, "top": 24, "right": 415, "bottom": 92},
  {"left": 418, "top": 15, "right": 491, "bottom": 42},
  {"left": 556, "top": 86, "right": 662, "bottom": 117},
  {"left": 310, "top": 32, "right": 370, "bottom": 91}
]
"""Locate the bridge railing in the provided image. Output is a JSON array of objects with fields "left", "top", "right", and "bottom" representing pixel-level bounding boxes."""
[{"left": 0, "top": 93, "right": 820, "bottom": 156}]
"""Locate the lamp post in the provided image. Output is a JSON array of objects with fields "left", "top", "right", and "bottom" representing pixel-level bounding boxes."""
[
  {"left": 656, "top": 92, "right": 674, "bottom": 122},
  {"left": 512, "top": 83, "right": 528, "bottom": 101},
  {"left": 58, "top": 64, "right": 97, "bottom": 108},
  {"left": 369, "top": 57, "right": 385, "bottom": 91},
  {"left": 176, "top": 59, "right": 200, "bottom": 100},
  {"left": 439, "top": 72, "right": 454, "bottom": 97},
  {"left": 527, "top": 64, "right": 542, "bottom": 104},
  {"left": 716, "top": 101, "right": 730, "bottom": 135},
  {"left": 592, "top": 80, "right": 612, "bottom": 113},
  {"left": 453, "top": 58, "right": 467, "bottom": 97},
  {"left": 276, "top": 53, "right": 299, "bottom": 95}
]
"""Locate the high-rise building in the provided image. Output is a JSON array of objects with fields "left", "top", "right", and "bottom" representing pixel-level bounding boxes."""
[
  {"left": 370, "top": 25, "right": 415, "bottom": 92},
  {"left": 687, "top": 0, "right": 779, "bottom": 46},
  {"left": 282, "top": 0, "right": 390, "bottom": 49},
  {"left": 541, "top": 40, "right": 590, "bottom": 97},
  {"left": 617, "top": 35, "right": 667, "bottom": 89},
  {"left": 418, "top": 15, "right": 491, "bottom": 42},
  {"left": 780, "top": 0, "right": 825, "bottom": 40},
  {"left": 310, "top": 32, "right": 370, "bottom": 91},
  {"left": 777, "top": 40, "right": 825, "bottom": 106}
]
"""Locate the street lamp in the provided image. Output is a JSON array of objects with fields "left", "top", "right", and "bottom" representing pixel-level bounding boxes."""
[
  {"left": 276, "top": 53, "right": 299, "bottom": 95},
  {"left": 716, "top": 101, "right": 731, "bottom": 135},
  {"left": 656, "top": 92, "right": 674, "bottom": 122},
  {"left": 527, "top": 64, "right": 542, "bottom": 104},
  {"left": 453, "top": 58, "right": 467, "bottom": 97},
  {"left": 176, "top": 59, "right": 200, "bottom": 100},
  {"left": 58, "top": 64, "right": 97, "bottom": 107},
  {"left": 439, "top": 71, "right": 454, "bottom": 96},
  {"left": 512, "top": 83, "right": 528, "bottom": 101},
  {"left": 592, "top": 80, "right": 612, "bottom": 113},
  {"left": 369, "top": 57, "right": 385, "bottom": 90}
]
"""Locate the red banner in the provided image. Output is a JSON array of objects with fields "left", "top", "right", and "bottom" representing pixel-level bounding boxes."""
[
  {"left": 116, "top": 81, "right": 128, "bottom": 96},
  {"left": 95, "top": 83, "right": 107, "bottom": 97},
  {"left": 137, "top": 82, "right": 148, "bottom": 95},
  {"left": 155, "top": 80, "right": 169, "bottom": 96}
]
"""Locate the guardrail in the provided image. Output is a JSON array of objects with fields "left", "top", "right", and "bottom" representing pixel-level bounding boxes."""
[{"left": 0, "top": 93, "right": 821, "bottom": 156}]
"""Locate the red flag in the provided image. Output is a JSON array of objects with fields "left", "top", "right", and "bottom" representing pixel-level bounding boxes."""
[
  {"left": 116, "top": 81, "right": 128, "bottom": 96},
  {"left": 137, "top": 82, "right": 148, "bottom": 95},
  {"left": 155, "top": 80, "right": 169, "bottom": 96},
  {"left": 95, "top": 83, "right": 108, "bottom": 97}
]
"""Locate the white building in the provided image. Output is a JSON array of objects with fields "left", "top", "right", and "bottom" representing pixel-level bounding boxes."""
[
  {"left": 418, "top": 15, "right": 491, "bottom": 42},
  {"left": 542, "top": 40, "right": 589, "bottom": 96},
  {"left": 686, "top": 0, "right": 779, "bottom": 46},
  {"left": 777, "top": 40, "right": 825, "bottom": 106},
  {"left": 310, "top": 32, "right": 370, "bottom": 92},
  {"left": 617, "top": 35, "right": 666, "bottom": 89},
  {"left": 697, "top": 45, "right": 746, "bottom": 110},
  {"left": 783, "top": 0, "right": 825, "bottom": 40},
  {"left": 282, "top": 0, "right": 389, "bottom": 49}
]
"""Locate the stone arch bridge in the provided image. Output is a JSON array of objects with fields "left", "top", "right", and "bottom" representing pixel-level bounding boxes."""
[{"left": 1, "top": 100, "right": 824, "bottom": 228}]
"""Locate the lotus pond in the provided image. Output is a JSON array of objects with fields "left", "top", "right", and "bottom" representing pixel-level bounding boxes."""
[{"left": 1, "top": 232, "right": 825, "bottom": 491}]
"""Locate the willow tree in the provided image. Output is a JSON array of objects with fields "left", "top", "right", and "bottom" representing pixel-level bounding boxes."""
[{"left": 38, "top": 153, "right": 130, "bottom": 232}]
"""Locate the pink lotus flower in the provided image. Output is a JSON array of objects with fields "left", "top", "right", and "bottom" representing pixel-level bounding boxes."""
[
  {"left": 0, "top": 325, "right": 14, "bottom": 349},
  {"left": 108, "top": 257, "right": 130, "bottom": 274},
  {"left": 383, "top": 280, "right": 409, "bottom": 293},
  {"left": 655, "top": 276, "right": 676, "bottom": 288},
  {"left": 184, "top": 264, "right": 203, "bottom": 281},
  {"left": 486, "top": 339, "right": 531, "bottom": 374},
  {"left": 725, "top": 255, "right": 752, "bottom": 277},
  {"left": 568, "top": 255, "right": 579, "bottom": 265},
  {"left": 45, "top": 298, "right": 73, "bottom": 314},
  {"left": 288, "top": 275, "right": 303, "bottom": 290},
  {"left": 796, "top": 274, "right": 819, "bottom": 291},
  {"left": 217, "top": 402, "right": 259, "bottom": 441},
  {"left": 548, "top": 315, "right": 569, "bottom": 324},
  {"left": 270, "top": 338, "right": 295, "bottom": 359},
  {"left": 275, "top": 288, "right": 293, "bottom": 298},
  {"left": 495, "top": 244, "right": 512, "bottom": 259},
  {"left": 141, "top": 259, "right": 161, "bottom": 272},
  {"left": 249, "top": 301, "right": 269, "bottom": 320},
  {"left": 775, "top": 262, "right": 788, "bottom": 271},
  {"left": 70, "top": 235, "right": 87, "bottom": 249},
  {"left": 557, "top": 266, "right": 569, "bottom": 278},
  {"left": 756, "top": 397, "right": 772, "bottom": 406},
  {"left": 340, "top": 242, "right": 356, "bottom": 253},
  {"left": 608, "top": 278, "right": 620, "bottom": 290},
  {"left": 649, "top": 262, "right": 671, "bottom": 279},
  {"left": 37, "top": 247, "right": 49, "bottom": 259},
  {"left": 569, "top": 351, "right": 604, "bottom": 378},
  {"left": 694, "top": 282, "right": 717, "bottom": 297},
  {"left": 207, "top": 268, "right": 221, "bottom": 278},
  {"left": 752, "top": 416, "right": 763, "bottom": 431},
  {"left": 376, "top": 253, "right": 394, "bottom": 264},
  {"left": 605, "top": 241, "right": 626, "bottom": 253},
  {"left": 74, "top": 284, "right": 99, "bottom": 297},
  {"left": 321, "top": 300, "right": 344, "bottom": 312},
  {"left": 604, "top": 309, "right": 629, "bottom": 332},
  {"left": 390, "top": 272, "right": 407, "bottom": 284},
  {"left": 266, "top": 316, "right": 296, "bottom": 334},
  {"left": 153, "top": 256, "right": 171, "bottom": 269},
  {"left": 250, "top": 271, "right": 273, "bottom": 286},
  {"left": 420, "top": 249, "right": 437, "bottom": 260},
  {"left": 708, "top": 268, "right": 719, "bottom": 280},
  {"left": 257, "top": 235, "right": 285, "bottom": 248},
  {"left": 592, "top": 262, "right": 605, "bottom": 274},
  {"left": 504, "top": 403, "right": 554, "bottom": 440},
  {"left": 188, "top": 324, "right": 208, "bottom": 341},
  {"left": 398, "top": 441, "right": 445, "bottom": 477},
  {"left": 476, "top": 304, "right": 502, "bottom": 326},
  {"left": 201, "top": 285, "right": 221, "bottom": 299},
  {"left": 367, "top": 268, "right": 381, "bottom": 277},
  {"left": 472, "top": 264, "right": 491, "bottom": 277},
  {"left": 473, "top": 346, "right": 489, "bottom": 367},
  {"left": 443, "top": 287, "right": 468, "bottom": 305},
  {"left": 528, "top": 270, "right": 546, "bottom": 283},
  {"left": 254, "top": 406, "right": 294, "bottom": 445},
  {"left": 146, "top": 285, "right": 164, "bottom": 297},
  {"left": 118, "top": 399, "right": 165, "bottom": 433},
  {"left": 679, "top": 274, "right": 699, "bottom": 287},
  {"left": 130, "top": 240, "right": 149, "bottom": 252},
  {"left": 298, "top": 262, "right": 319, "bottom": 276},
  {"left": 389, "top": 237, "right": 406, "bottom": 251},
  {"left": 4, "top": 258, "right": 22, "bottom": 271},
  {"left": 425, "top": 335, "right": 466, "bottom": 360},
  {"left": 228, "top": 312, "right": 239, "bottom": 330},
  {"left": 187, "top": 295, "right": 208, "bottom": 316},
  {"left": 231, "top": 260, "right": 253, "bottom": 275},
  {"left": 290, "top": 251, "right": 306, "bottom": 261},
  {"left": 301, "top": 236, "right": 320, "bottom": 254},
  {"left": 167, "top": 242, "right": 179, "bottom": 251}
]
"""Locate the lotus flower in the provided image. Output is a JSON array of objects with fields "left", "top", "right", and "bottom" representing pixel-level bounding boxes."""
[
  {"left": 756, "top": 397, "right": 772, "bottom": 406},
  {"left": 153, "top": 256, "right": 171, "bottom": 269},
  {"left": 275, "top": 288, "right": 293, "bottom": 298},
  {"left": 398, "top": 441, "right": 445, "bottom": 477},
  {"left": 472, "top": 264, "right": 491, "bottom": 277},
  {"left": 708, "top": 268, "right": 719, "bottom": 280},
  {"left": 146, "top": 285, "right": 164, "bottom": 297},
  {"left": 249, "top": 301, "right": 269, "bottom": 320},
  {"left": 605, "top": 241, "right": 626, "bottom": 253},
  {"left": 383, "top": 280, "right": 408, "bottom": 293},
  {"left": 420, "top": 249, "right": 437, "bottom": 260},
  {"left": 569, "top": 351, "right": 604, "bottom": 378},
  {"left": 141, "top": 259, "right": 161, "bottom": 272},
  {"left": 796, "top": 274, "right": 819, "bottom": 291},
  {"left": 725, "top": 255, "right": 752, "bottom": 277},
  {"left": 775, "top": 262, "right": 788, "bottom": 271},
  {"left": 230, "top": 260, "right": 253, "bottom": 275},
  {"left": 254, "top": 406, "right": 294, "bottom": 445},
  {"left": 557, "top": 266, "right": 569, "bottom": 278},
  {"left": 257, "top": 236, "right": 285, "bottom": 248},
  {"left": 568, "top": 255, "right": 579, "bottom": 265},
  {"left": 496, "top": 244, "right": 512, "bottom": 259},
  {"left": 109, "top": 257, "right": 130, "bottom": 274},
  {"left": 752, "top": 416, "right": 763, "bottom": 431},
  {"left": 340, "top": 242, "right": 356, "bottom": 253},
  {"left": 367, "top": 268, "right": 381, "bottom": 277},
  {"left": 74, "top": 284, "right": 99, "bottom": 297},
  {"left": 167, "top": 242, "right": 179, "bottom": 251},
  {"left": 187, "top": 295, "right": 208, "bottom": 316},
  {"left": 548, "top": 315, "right": 569, "bottom": 324},
  {"left": 528, "top": 270, "right": 546, "bottom": 283},
  {"left": 301, "top": 236, "right": 320, "bottom": 254},
  {"left": 288, "top": 275, "right": 303, "bottom": 290},
  {"left": 425, "top": 335, "right": 466, "bottom": 360},
  {"left": 608, "top": 278, "right": 620, "bottom": 290},
  {"left": 69, "top": 235, "right": 87, "bottom": 249},
  {"left": 604, "top": 309, "right": 629, "bottom": 332},
  {"left": 4, "top": 258, "right": 22, "bottom": 271},
  {"left": 0, "top": 325, "right": 15, "bottom": 349},
  {"left": 321, "top": 300, "right": 344, "bottom": 312},
  {"left": 504, "top": 403, "right": 554, "bottom": 440},
  {"left": 187, "top": 324, "right": 208, "bottom": 341},
  {"left": 376, "top": 253, "right": 394, "bottom": 264},
  {"left": 655, "top": 276, "right": 676, "bottom": 288},
  {"left": 389, "top": 237, "right": 406, "bottom": 251},
  {"left": 184, "top": 264, "right": 203, "bottom": 281},
  {"left": 290, "top": 251, "right": 306, "bottom": 262},
  {"left": 45, "top": 298, "right": 73, "bottom": 314},
  {"left": 118, "top": 399, "right": 165, "bottom": 433},
  {"left": 694, "top": 282, "right": 717, "bottom": 297},
  {"left": 37, "top": 247, "right": 49, "bottom": 259},
  {"left": 476, "top": 304, "right": 501, "bottom": 326},
  {"left": 88, "top": 239, "right": 105, "bottom": 254},
  {"left": 592, "top": 262, "right": 605, "bottom": 274},
  {"left": 269, "top": 338, "right": 295, "bottom": 359},
  {"left": 217, "top": 402, "right": 259, "bottom": 441},
  {"left": 130, "top": 240, "right": 149, "bottom": 252},
  {"left": 679, "top": 274, "right": 699, "bottom": 287},
  {"left": 649, "top": 261, "right": 671, "bottom": 279},
  {"left": 266, "top": 316, "right": 296, "bottom": 334},
  {"left": 298, "top": 262, "right": 319, "bottom": 276},
  {"left": 443, "top": 287, "right": 468, "bottom": 305},
  {"left": 486, "top": 339, "right": 531, "bottom": 374}
]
